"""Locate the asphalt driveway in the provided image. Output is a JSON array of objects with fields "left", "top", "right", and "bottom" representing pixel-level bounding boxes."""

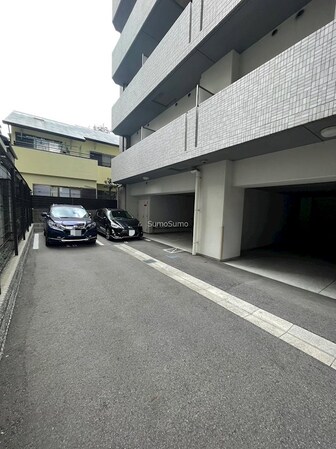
[{"left": 0, "top": 234, "right": 335, "bottom": 449}]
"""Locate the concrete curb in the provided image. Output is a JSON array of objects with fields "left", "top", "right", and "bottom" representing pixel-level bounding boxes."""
[{"left": 0, "top": 225, "right": 34, "bottom": 360}]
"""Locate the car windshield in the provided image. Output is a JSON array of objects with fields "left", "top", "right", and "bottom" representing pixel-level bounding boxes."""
[
  {"left": 51, "top": 206, "right": 89, "bottom": 219},
  {"left": 109, "top": 210, "right": 133, "bottom": 219}
]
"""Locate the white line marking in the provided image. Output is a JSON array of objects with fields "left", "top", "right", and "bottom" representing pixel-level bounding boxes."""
[
  {"left": 96, "top": 240, "right": 104, "bottom": 246},
  {"left": 117, "top": 244, "right": 336, "bottom": 370},
  {"left": 163, "top": 247, "right": 185, "bottom": 254},
  {"left": 145, "top": 239, "right": 151, "bottom": 242},
  {"left": 33, "top": 234, "right": 39, "bottom": 250}
]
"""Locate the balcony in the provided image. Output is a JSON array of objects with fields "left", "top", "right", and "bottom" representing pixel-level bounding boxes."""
[
  {"left": 112, "top": 0, "right": 136, "bottom": 32},
  {"left": 112, "top": 0, "right": 310, "bottom": 136},
  {"left": 14, "top": 136, "right": 114, "bottom": 170},
  {"left": 14, "top": 146, "right": 98, "bottom": 182},
  {"left": 112, "top": 20, "right": 336, "bottom": 184},
  {"left": 113, "top": 0, "right": 190, "bottom": 86},
  {"left": 15, "top": 134, "right": 69, "bottom": 154}
]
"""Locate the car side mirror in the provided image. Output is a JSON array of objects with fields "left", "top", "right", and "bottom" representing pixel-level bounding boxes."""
[{"left": 41, "top": 212, "right": 49, "bottom": 218}]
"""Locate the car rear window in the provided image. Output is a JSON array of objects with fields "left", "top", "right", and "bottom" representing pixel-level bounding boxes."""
[{"left": 109, "top": 210, "right": 133, "bottom": 219}]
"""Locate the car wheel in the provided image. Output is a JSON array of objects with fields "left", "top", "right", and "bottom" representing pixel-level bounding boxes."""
[
  {"left": 105, "top": 227, "right": 111, "bottom": 240},
  {"left": 45, "top": 237, "right": 51, "bottom": 247},
  {"left": 88, "top": 239, "right": 96, "bottom": 245}
]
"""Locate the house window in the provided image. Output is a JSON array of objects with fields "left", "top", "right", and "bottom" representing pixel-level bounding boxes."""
[
  {"left": 15, "top": 132, "right": 67, "bottom": 153},
  {"left": 33, "top": 184, "right": 51, "bottom": 196},
  {"left": 50, "top": 186, "right": 59, "bottom": 197},
  {"left": 33, "top": 184, "right": 83, "bottom": 198},
  {"left": 90, "top": 151, "right": 114, "bottom": 167},
  {"left": 71, "top": 189, "right": 80, "bottom": 198},
  {"left": 59, "top": 187, "right": 70, "bottom": 197}
]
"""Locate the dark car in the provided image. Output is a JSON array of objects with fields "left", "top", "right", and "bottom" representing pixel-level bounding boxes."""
[
  {"left": 42, "top": 204, "right": 97, "bottom": 246},
  {"left": 94, "top": 208, "right": 143, "bottom": 240}
]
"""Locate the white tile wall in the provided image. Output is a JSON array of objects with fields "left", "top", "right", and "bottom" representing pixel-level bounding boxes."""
[
  {"left": 112, "top": 0, "right": 244, "bottom": 130},
  {"left": 112, "top": 21, "right": 336, "bottom": 182},
  {"left": 113, "top": 0, "right": 157, "bottom": 76}
]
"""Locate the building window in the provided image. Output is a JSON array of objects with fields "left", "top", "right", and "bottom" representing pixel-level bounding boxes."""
[
  {"left": 33, "top": 184, "right": 51, "bottom": 196},
  {"left": 33, "top": 184, "right": 83, "bottom": 198},
  {"left": 70, "top": 189, "right": 80, "bottom": 198},
  {"left": 90, "top": 151, "right": 114, "bottom": 167},
  {"left": 59, "top": 187, "right": 70, "bottom": 197},
  {"left": 15, "top": 132, "right": 67, "bottom": 153},
  {"left": 50, "top": 186, "right": 59, "bottom": 197}
]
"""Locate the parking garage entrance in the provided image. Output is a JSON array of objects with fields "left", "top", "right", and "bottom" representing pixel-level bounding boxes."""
[
  {"left": 138, "top": 193, "right": 195, "bottom": 252},
  {"left": 227, "top": 183, "right": 336, "bottom": 298}
]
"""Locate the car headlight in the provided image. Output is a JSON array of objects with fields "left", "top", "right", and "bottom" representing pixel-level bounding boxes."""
[
  {"left": 47, "top": 220, "right": 64, "bottom": 231},
  {"left": 86, "top": 222, "right": 97, "bottom": 230},
  {"left": 111, "top": 220, "right": 123, "bottom": 229}
]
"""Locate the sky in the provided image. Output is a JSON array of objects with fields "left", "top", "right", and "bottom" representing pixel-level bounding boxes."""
[{"left": 0, "top": 0, "right": 120, "bottom": 135}]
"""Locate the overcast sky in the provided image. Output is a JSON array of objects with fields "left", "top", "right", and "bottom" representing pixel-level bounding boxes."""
[{"left": 0, "top": 0, "right": 120, "bottom": 135}]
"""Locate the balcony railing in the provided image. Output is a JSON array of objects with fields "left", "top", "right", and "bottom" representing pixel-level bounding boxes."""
[
  {"left": 112, "top": 20, "right": 336, "bottom": 183},
  {"left": 14, "top": 137, "right": 114, "bottom": 167},
  {"left": 112, "top": 0, "right": 244, "bottom": 134},
  {"left": 113, "top": 0, "right": 157, "bottom": 80},
  {"left": 112, "top": 0, "right": 136, "bottom": 32},
  {"left": 15, "top": 135, "right": 78, "bottom": 156}
]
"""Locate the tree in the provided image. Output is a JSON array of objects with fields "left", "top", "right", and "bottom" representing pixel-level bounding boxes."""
[{"left": 104, "top": 177, "right": 121, "bottom": 199}]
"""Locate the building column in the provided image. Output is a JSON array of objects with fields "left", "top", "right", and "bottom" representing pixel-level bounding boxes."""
[
  {"left": 197, "top": 160, "right": 244, "bottom": 260},
  {"left": 119, "top": 185, "right": 138, "bottom": 218},
  {"left": 220, "top": 161, "right": 245, "bottom": 260}
]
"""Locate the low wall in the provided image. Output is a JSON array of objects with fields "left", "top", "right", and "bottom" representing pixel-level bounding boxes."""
[{"left": 0, "top": 225, "right": 34, "bottom": 359}]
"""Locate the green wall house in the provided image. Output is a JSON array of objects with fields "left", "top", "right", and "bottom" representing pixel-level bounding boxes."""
[{"left": 3, "top": 111, "right": 120, "bottom": 200}]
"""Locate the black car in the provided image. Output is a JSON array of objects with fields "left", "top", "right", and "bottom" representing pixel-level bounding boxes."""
[
  {"left": 42, "top": 204, "right": 97, "bottom": 246},
  {"left": 94, "top": 208, "right": 143, "bottom": 240}
]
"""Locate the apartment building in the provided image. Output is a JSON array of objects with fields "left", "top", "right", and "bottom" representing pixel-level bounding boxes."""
[
  {"left": 111, "top": 0, "right": 336, "bottom": 261},
  {"left": 3, "top": 111, "right": 119, "bottom": 200}
]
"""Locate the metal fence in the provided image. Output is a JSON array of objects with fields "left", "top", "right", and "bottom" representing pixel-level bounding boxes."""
[
  {"left": 0, "top": 136, "right": 32, "bottom": 289},
  {"left": 32, "top": 196, "right": 117, "bottom": 223}
]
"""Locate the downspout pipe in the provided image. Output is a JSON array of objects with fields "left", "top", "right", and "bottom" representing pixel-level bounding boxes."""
[{"left": 191, "top": 168, "right": 201, "bottom": 256}]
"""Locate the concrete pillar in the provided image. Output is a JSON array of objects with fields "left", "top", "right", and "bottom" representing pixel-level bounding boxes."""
[
  {"left": 221, "top": 161, "right": 245, "bottom": 260},
  {"left": 197, "top": 160, "right": 244, "bottom": 260},
  {"left": 118, "top": 186, "right": 126, "bottom": 209},
  {"left": 124, "top": 186, "right": 138, "bottom": 218}
]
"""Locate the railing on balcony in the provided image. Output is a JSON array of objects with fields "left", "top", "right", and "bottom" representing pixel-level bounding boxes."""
[
  {"left": 126, "top": 83, "right": 213, "bottom": 149},
  {"left": 112, "top": 20, "right": 336, "bottom": 183},
  {"left": 15, "top": 133, "right": 77, "bottom": 156},
  {"left": 112, "top": 0, "right": 136, "bottom": 32},
  {"left": 14, "top": 134, "right": 114, "bottom": 167}
]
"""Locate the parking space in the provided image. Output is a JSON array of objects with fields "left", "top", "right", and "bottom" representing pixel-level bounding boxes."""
[
  {"left": 29, "top": 231, "right": 336, "bottom": 357},
  {"left": 0, "top": 232, "right": 335, "bottom": 448}
]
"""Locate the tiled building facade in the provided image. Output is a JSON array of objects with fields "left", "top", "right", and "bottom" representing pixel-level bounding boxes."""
[{"left": 111, "top": 0, "right": 336, "bottom": 260}]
